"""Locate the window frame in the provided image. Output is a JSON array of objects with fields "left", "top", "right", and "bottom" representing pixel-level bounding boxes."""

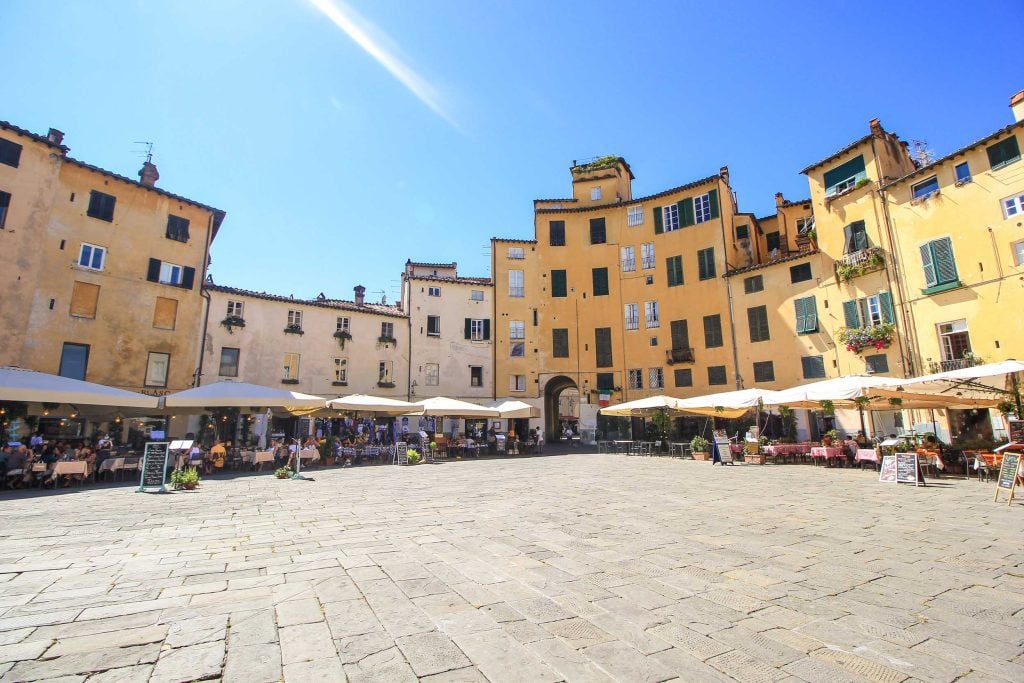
[
  {"left": 743, "top": 275, "right": 763, "bottom": 294},
  {"left": 426, "top": 315, "right": 441, "bottom": 337},
  {"left": 165, "top": 214, "right": 190, "bottom": 243},
  {"left": 59, "top": 342, "right": 90, "bottom": 381},
  {"left": 919, "top": 236, "right": 960, "bottom": 291},
  {"left": 648, "top": 367, "right": 664, "bottom": 389},
  {"left": 707, "top": 365, "right": 728, "bottom": 386},
  {"left": 911, "top": 175, "right": 940, "bottom": 200},
  {"left": 144, "top": 351, "right": 170, "bottom": 388},
  {"left": 987, "top": 136, "right": 1021, "bottom": 170},
  {"left": 509, "top": 320, "right": 525, "bottom": 340},
  {"left": 427, "top": 286, "right": 441, "bottom": 297},
  {"left": 624, "top": 303, "right": 639, "bottom": 331},
  {"left": 592, "top": 267, "right": 609, "bottom": 296},
  {"left": 509, "top": 342, "right": 526, "bottom": 357},
  {"left": 287, "top": 310, "right": 303, "bottom": 329},
  {"left": 794, "top": 295, "right": 818, "bottom": 334},
  {"left": 227, "top": 300, "right": 244, "bottom": 319},
  {"left": 508, "top": 270, "right": 524, "bottom": 297},
  {"left": 954, "top": 161, "right": 972, "bottom": 185},
  {"left": 693, "top": 192, "right": 712, "bottom": 224},
  {"left": 590, "top": 186, "right": 602, "bottom": 201},
  {"left": 641, "top": 242, "right": 655, "bottom": 269},
  {"left": 789, "top": 262, "right": 812, "bottom": 283},
  {"left": 336, "top": 316, "right": 350, "bottom": 332},
  {"left": 470, "top": 319, "right": 485, "bottom": 341},
  {"left": 644, "top": 301, "right": 660, "bottom": 329},
  {"left": 747, "top": 305, "right": 770, "bottom": 343},
  {"left": 470, "top": 289, "right": 484, "bottom": 301},
  {"left": 283, "top": 353, "right": 300, "bottom": 381},
  {"left": 662, "top": 204, "right": 680, "bottom": 232},
  {"left": 549, "top": 220, "right": 565, "bottom": 246},
  {"left": 78, "top": 243, "right": 106, "bottom": 271},
  {"left": 589, "top": 217, "right": 607, "bottom": 245},
  {"left": 552, "top": 328, "right": 569, "bottom": 358},
  {"left": 507, "top": 247, "right": 525, "bottom": 259},
  {"left": 424, "top": 362, "right": 439, "bottom": 386},
  {"left": 1002, "top": 193, "right": 1024, "bottom": 218},
  {"left": 86, "top": 190, "right": 116, "bottom": 222},
  {"left": 673, "top": 368, "right": 693, "bottom": 388},
  {"left": 219, "top": 347, "right": 240, "bottom": 377},
  {"left": 0, "top": 138, "right": 23, "bottom": 168},
  {"left": 470, "top": 366, "right": 483, "bottom": 387},
  {"left": 620, "top": 245, "right": 636, "bottom": 273},
  {"left": 752, "top": 360, "right": 775, "bottom": 383},
  {"left": 333, "top": 357, "right": 348, "bottom": 384},
  {"left": 1012, "top": 240, "right": 1024, "bottom": 267},
  {"left": 801, "top": 355, "right": 826, "bottom": 379},
  {"left": 509, "top": 374, "right": 526, "bottom": 392},
  {"left": 666, "top": 255, "right": 683, "bottom": 287},
  {"left": 627, "top": 205, "right": 643, "bottom": 226},
  {"left": 697, "top": 247, "right": 716, "bottom": 281},
  {"left": 381, "top": 321, "right": 395, "bottom": 339},
  {"left": 0, "top": 189, "right": 11, "bottom": 229},
  {"left": 627, "top": 368, "right": 643, "bottom": 390},
  {"left": 703, "top": 314, "right": 723, "bottom": 348}
]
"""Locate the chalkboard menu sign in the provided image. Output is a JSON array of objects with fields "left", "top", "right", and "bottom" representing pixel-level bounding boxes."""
[
  {"left": 896, "top": 452, "right": 920, "bottom": 486},
  {"left": 994, "top": 452, "right": 1019, "bottom": 505},
  {"left": 137, "top": 441, "right": 170, "bottom": 493},
  {"left": 1009, "top": 419, "right": 1023, "bottom": 444}
]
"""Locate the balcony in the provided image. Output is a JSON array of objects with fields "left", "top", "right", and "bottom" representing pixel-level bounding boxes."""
[
  {"left": 667, "top": 347, "right": 695, "bottom": 364},
  {"left": 836, "top": 247, "right": 884, "bottom": 282},
  {"left": 928, "top": 356, "right": 983, "bottom": 373}
]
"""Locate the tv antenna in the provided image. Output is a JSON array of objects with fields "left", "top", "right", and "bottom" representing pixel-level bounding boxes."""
[{"left": 134, "top": 141, "right": 155, "bottom": 162}]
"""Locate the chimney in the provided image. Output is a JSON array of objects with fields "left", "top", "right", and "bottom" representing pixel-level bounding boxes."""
[
  {"left": 354, "top": 285, "right": 365, "bottom": 306},
  {"left": 138, "top": 160, "right": 159, "bottom": 187},
  {"left": 774, "top": 192, "right": 785, "bottom": 208},
  {"left": 1011, "top": 89, "right": 1024, "bottom": 123},
  {"left": 719, "top": 165, "right": 729, "bottom": 185},
  {"left": 47, "top": 128, "right": 64, "bottom": 145},
  {"left": 869, "top": 118, "right": 883, "bottom": 137}
]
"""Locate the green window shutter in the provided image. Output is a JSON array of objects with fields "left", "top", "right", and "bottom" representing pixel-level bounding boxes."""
[
  {"left": 708, "top": 189, "right": 719, "bottom": 219},
  {"left": 794, "top": 298, "right": 807, "bottom": 334},
  {"left": 919, "top": 243, "right": 937, "bottom": 287},
  {"left": 653, "top": 206, "right": 663, "bottom": 234},
  {"left": 843, "top": 224, "right": 853, "bottom": 253},
  {"left": 483, "top": 319, "right": 490, "bottom": 340},
  {"left": 842, "top": 300, "right": 861, "bottom": 328},
  {"left": 987, "top": 136, "right": 1021, "bottom": 169},
  {"left": 181, "top": 267, "right": 196, "bottom": 290},
  {"left": 824, "top": 155, "right": 866, "bottom": 190},
  {"left": 146, "top": 258, "right": 161, "bottom": 283},
  {"left": 464, "top": 318, "right": 471, "bottom": 339},
  {"left": 932, "top": 237, "right": 958, "bottom": 284},
  {"left": 551, "top": 270, "right": 567, "bottom": 297},
  {"left": 804, "top": 296, "right": 817, "bottom": 332},
  {"left": 681, "top": 198, "right": 695, "bottom": 227},
  {"left": 879, "top": 291, "right": 894, "bottom": 324},
  {"left": 592, "top": 268, "right": 609, "bottom": 296},
  {"left": 666, "top": 256, "right": 683, "bottom": 287}
]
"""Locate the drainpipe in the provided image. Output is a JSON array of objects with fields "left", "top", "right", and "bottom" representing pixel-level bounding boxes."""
[
  {"left": 194, "top": 212, "right": 215, "bottom": 388},
  {"left": 719, "top": 179, "right": 742, "bottom": 389}
]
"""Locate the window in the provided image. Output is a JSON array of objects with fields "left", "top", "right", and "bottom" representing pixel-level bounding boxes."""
[
  {"left": 743, "top": 275, "right": 763, "bottom": 293},
  {"left": 624, "top": 303, "right": 639, "bottom": 331},
  {"left": 160, "top": 262, "right": 183, "bottom": 286},
  {"left": 1013, "top": 240, "right": 1024, "bottom": 266},
  {"left": 641, "top": 243, "right": 655, "bottom": 269},
  {"left": 843, "top": 220, "right": 869, "bottom": 254},
  {"left": 87, "top": 190, "right": 116, "bottom": 222},
  {"left": 551, "top": 270, "right": 567, "bottom": 297},
  {"left": 552, "top": 328, "right": 569, "bottom": 357},
  {"left": 509, "top": 270, "right": 524, "bottom": 297},
  {"left": 694, "top": 192, "right": 712, "bottom": 224},
  {"left": 790, "top": 263, "right": 812, "bottom": 283},
  {"left": 509, "top": 374, "right": 526, "bottom": 392},
  {"left": 823, "top": 154, "right": 866, "bottom": 196},
  {"left": 1002, "top": 193, "right": 1024, "bottom": 218},
  {"left": 464, "top": 318, "right": 486, "bottom": 341},
  {"left": 166, "top": 215, "right": 190, "bottom": 242},
  {"left": 666, "top": 255, "right": 683, "bottom": 287},
  {"left": 703, "top": 314, "right": 723, "bottom": 348},
  {"left": 427, "top": 315, "right": 441, "bottom": 336},
  {"left": 627, "top": 368, "right": 643, "bottom": 390},
  {"left": 219, "top": 347, "right": 239, "bottom": 377},
  {"left": 590, "top": 217, "right": 606, "bottom": 245},
  {"left": 987, "top": 136, "right": 1020, "bottom": 170},
  {"left": 381, "top": 321, "right": 395, "bottom": 340},
  {"left": 59, "top": 343, "right": 89, "bottom": 380},
  {"left": 287, "top": 310, "right": 303, "bottom": 329},
  {"left": 938, "top": 319, "right": 972, "bottom": 363},
  {"left": 379, "top": 360, "right": 394, "bottom": 384},
  {"left": 145, "top": 352, "right": 170, "bottom": 388},
  {"left": 591, "top": 187, "right": 602, "bottom": 201},
  {"left": 669, "top": 319, "right": 690, "bottom": 352},
  {"left": 795, "top": 217, "right": 812, "bottom": 234},
  {"left": 283, "top": 353, "right": 300, "bottom": 381},
  {"left": 549, "top": 220, "right": 565, "bottom": 246},
  {"left": 428, "top": 286, "right": 441, "bottom": 296},
  {"left": 646, "top": 275, "right": 654, "bottom": 285},
  {"left": 842, "top": 292, "right": 894, "bottom": 329},
  {"left": 734, "top": 226, "right": 750, "bottom": 243},
  {"left": 620, "top": 246, "right": 636, "bottom": 272},
  {"left": 0, "top": 190, "right": 11, "bottom": 229},
  {"left": 334, "top": 357, "right": 348, "bottom": 384},
  {"left": 697, "top": 247, "right": 716, "bottom": 280},
  {"left": 673, "top": 369, "right": 692, "bottom": 387},
  {"left": 69, "top": 281, "right": 100, "bottom": 319},
  {"left": 153, "top": 297, "right": 178, "bottom": 330},
  {"left": 765, "top": 231, "right": 781, "bottom": 253},
  {"left": 794, "top": 296, "right": 818, "bottom": 334},
  {"left": 592, "top": 267, "right": 609, "bottom": 296},
  {"left": 470, "top": 289, "right": 484, "bottom": 301},
  {"left": 506, "top": 320, "right": 525, "bottom": 341},
  {"left": 912, "top": 176, "right": 939, "bottom": 200},
  {"left": 595, "top": 328, "right": 612, "bottom": 368},
  {"left": 510, "top": 342, "right": 525, "bottom": 357},
  {"left": 78, "top": 243, "right": 106, "bottom": 270},
  {"left": 507, "top": 247, "right": 524, "bottom": 260},
  {"left": 801, "top": 355, "right": 826, "bottom": 379},
  {"left": 227, "top": 300, "right": 244, "bottom": 319},
  {"left": 648, "top": 368, "right": 664, "bottom": 389},
  {"left": 650, "top": 336, "right": 659, "bottom": 347},
  {"left": 0, "top": 138, "right": 23, "bottom": 168},
  {"left": 753, "top": 361, "right": 775, "bottom": 383},
  {"left": 660, "top": 204, "right": 680, "bottom": 232},
  {"left": 919, "top": 237, "right": 959, "bottom": 291},
  {"left": 336, "top": 316, "right": 350, "bottom": 333},
  {"left": 954, "top": 162, "right": 972, "bottom": 184},
  {"left": 644, "top": 301, "right": 660, "bottom": 329},
  {"left": 424, "top": 363, "right": 439, "bottom": 386},
  {"left": 627, "top": 205, "right": 643, "bottom": 226},
  {"left": 470, "top": 366, "right": 483, "bottom": 387},
  {"left": 146, "top": 258, "right": 195, "bottom": 289},
  {"left": 707, "top": 365, "right": 727, "bottom": 386},
  {"left": 747, "top": 305, "right": 770, "bottom": 342},
  {"left": 865, "top": 354, "right": 889, "bottom": 374}
]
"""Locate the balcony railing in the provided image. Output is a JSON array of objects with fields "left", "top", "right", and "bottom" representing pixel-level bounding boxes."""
[
  {"left": 667, "top": 347, "right": 695, "bottom": 364},
  {"left": 839, "top": 246, "right": 882, "bottom": 268},
  {"left": 928, "top": 356, "right": 983, "bottom": 373},
  {"left": 837, "top": 247, "right": 884, "bottom": 281}
]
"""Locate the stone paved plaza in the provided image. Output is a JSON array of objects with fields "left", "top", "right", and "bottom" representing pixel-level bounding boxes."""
[{"left": 0, "top": 453, "right": 1022, "bottom": 683}]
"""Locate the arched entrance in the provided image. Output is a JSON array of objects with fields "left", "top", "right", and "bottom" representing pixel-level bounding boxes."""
[{"left": 544, "top": 375, "right": 579, "bottom": 442}]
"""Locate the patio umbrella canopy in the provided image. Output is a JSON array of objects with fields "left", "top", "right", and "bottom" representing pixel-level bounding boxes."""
[
  {"left": 162, "top": 380, "right": 326, "bottom": 414},
  {"left": 410, "top": 397, "right": 500, "bottom": 418},
  {"left": 770, "top": 374, "right": 1000, "bottom": 410},
  {"left": 891, "top": 359, "right": 1024, "bottom": 401},
  {"left": 676, "top": 388, "right": 789, "bottom": 412},
  {"left": 483, "top": 399, "right": 539, "bottom": 418},
  {"left": 0, "top": 366, "right": 159, "bottom": 409},
  {"left": 599, "top": 394, "right": 749, "bottom": 418},
  {"left": 326, "top": 394, "right": 423, "bottom": 416}
]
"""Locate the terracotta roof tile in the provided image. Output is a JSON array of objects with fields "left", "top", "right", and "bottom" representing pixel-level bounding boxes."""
[
  {"left": 205, "top": 283, "right": 407, "bottom": 318},
  {"left": 724, "top": 249, "right": 819, "bottom": 277},
  {"left": 535, "top": 173, "right": 721, "bottom": 215},
  {"left": 800, "top": 134, "right": 872, "bottom": 175}
]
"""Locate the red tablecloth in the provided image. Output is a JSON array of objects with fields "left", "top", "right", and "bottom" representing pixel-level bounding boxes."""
[
  {"left": 855, "top": 448, "right": 879, "bottom": 463},
  {"left": 764, "top": 443, "right": 812, "bottom": 456},
  {"left": 810, "top": 446, "right": 843, "bottom": 460}
]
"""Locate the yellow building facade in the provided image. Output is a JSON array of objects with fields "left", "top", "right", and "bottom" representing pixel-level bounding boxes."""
[{"left": 0, "top": 121, "right": 224, "bottom": 396}]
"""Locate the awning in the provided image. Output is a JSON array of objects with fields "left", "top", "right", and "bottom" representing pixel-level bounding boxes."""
[
  {"left": 0, "top": 366, "right": 159, "bottom": 409},
  {"left": 162, "top": 380, "right": 326, "bottom": 415}
]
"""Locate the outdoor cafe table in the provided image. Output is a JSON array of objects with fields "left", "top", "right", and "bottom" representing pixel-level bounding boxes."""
[
  {"left": 242, "top": 451, "right": 275, "bottom": 470},
  {"left": 298, "top": 448, "right": 320, "bottom": 465},
  {"left": 855, "top": 448, "right": 880, "bottom": 465},
  {"left": 98, "top": 457, "right": 126, "bottom": 478},
  {"left": 52, "top": 461, "right": 89, "bottom": 478},
  {"left": 810, "top": 446, "right": 844, "bottom": 464}
]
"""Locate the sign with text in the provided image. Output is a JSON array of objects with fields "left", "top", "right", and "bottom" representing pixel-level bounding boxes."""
[
  {"left": 137, "top": 441, "right": 170, "bottom": 493},
  {"left": 714, "top": 433, "right": 734, "bottom": 465},
  {"left": 879, "top": 454, "right": 897, "bottom": 483},
  {"left": 896, "top": 452, "right": 920, "bottom": 485},
  {"left": 994, "top": 452, "right": 1019, "bottom": 506}
]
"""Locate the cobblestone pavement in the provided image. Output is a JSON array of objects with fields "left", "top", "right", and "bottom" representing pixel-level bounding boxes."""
[{"left": 0, "top": 453, "right": 1022, "bottom": 682}]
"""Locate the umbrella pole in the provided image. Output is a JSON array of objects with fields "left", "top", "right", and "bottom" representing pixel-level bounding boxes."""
[
  {"left": 859, "top": 407, "right": 867, "bottom": 438},
  {"left": 291, "top": 418, "right": 313, "bottom": 481}
]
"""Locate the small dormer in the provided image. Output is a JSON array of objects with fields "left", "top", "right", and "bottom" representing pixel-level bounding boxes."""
[{"left": 570, "top": 156, "right": 634, "bottom": 205}]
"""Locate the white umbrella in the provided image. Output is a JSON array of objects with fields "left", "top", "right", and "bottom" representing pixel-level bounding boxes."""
[
  {"left": 599, "top": 394, "right": 749, "bottom": 418},
  {"left": 163, "top": 380, "right": 325, "bottom": 414},
  {"left": 893, "top": 360, "right": 1024, "bottom": 400},
  {"left": 410, "top": 397, "right": 499, "bottom": 418},
  {"left": 0, "top": 366, "right": 158, "bottom": 409},
  {"left": 326, "top": 394, "right": 423, "bottom": 416},
  {"left": 771, "top": 375, "right": 998, "bottom": 410},
  {"left": 483, "top": 399, "right": 539, "bottom": 418},
  {"left": 677, "top": 388, "right": 789, "bottom": 411}
]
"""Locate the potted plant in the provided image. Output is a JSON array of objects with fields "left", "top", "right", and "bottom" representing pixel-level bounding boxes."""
[
  {"left": 284, "top": 324, "right": 304, "bottom": 335},
  {"left": 334, "top": 329, "right": 352, "bottom": 348},
  {"left": 274, "top": 466, "right": 293, "bottom": 479},
  {"left": 221, "top": 315, "right": 246, "bottom": 333},
  {"left": 406, "top": 449, "right": 422, "bottom": 465},
  {"left": 690, "top": 435, "right": 711, "bottom": 461},
  {"left": 170, "top": 467, "right": 200, "bottom": 490}
]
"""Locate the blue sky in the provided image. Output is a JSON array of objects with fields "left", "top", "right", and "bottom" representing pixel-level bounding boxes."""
[{"left": 3, "top": 0, "right": 1021, "bottom": 303}]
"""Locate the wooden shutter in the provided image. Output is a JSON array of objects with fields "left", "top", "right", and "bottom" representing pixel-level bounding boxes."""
[
  {"left": 464, "top": 318, "right": 471, "bottom": 339},
  {"left": 794, "top": 298, "right": 807, "bottom": 334},
  {"left": 147, "top": 258, "right": 161, "bottom": 283},
  {"left": 795, "top": 296, "right": 817, "bottom": 334},
  {"left": 708, "top": 189, "right": 719, "bottom": 219},
  {"left": 680, "top": 198, "right": 694, "bottom": 227},
  {"left": 549, "top": 220, "right": 565, "bottom": 246},
  {"left": 987, "top": 136, "right": 1021, "bottom": 169},
  {"left": 823, "top": 155, "right": 865, "bottom": 189},
  {"left": 932, "top": 237, "right": 958, "bottom": 284},
  {"left": 594, "top": 328, "right": 612, "bottom": 368},
  {"left": 552, "top": 329, "right": 569, "bottom": 357},
  {"left": 879, "top": 291, "right": 894, "bottom": 324},
  {"left": 919, "top": 243, "right": 936, "bottom": 287},
  {"left": 653, "top": 206, "right": 663, "bottom": 234},
  {"left": 181, "top": 266, "right": 196, "bottom": 290},
  {"left": 69, "top": 281, "right": 100, "bottom": 318},
  {"left": 843, "top": 224, "right": 854, "bottom": 253},
  {"left": 842, "top": 300, "right": 861, "bottom": 328},
  {"left": 153, "top": 297, "right": 178, "bottom": 330},
  {"left": 483, "top": 319, "right": 490, "bottom": 340},
  {"left": 592, "top": 267, "right": 608, "bottom": 296},
  {"left": 670, "top": 319, "right": 689, "bottom": 350},
  {"left": 589, "top": 217, "right": 606, "bottom": 244},
  {"left": 551, "top": 270, "right": 566, "bottom": 297}
]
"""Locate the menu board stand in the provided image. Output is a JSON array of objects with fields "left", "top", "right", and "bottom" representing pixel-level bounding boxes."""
[
  {"left": 714, "top": 433, "right": 734, "bottom": 465},
  {"left": 137, "top": 441, "right": 170, "bottom": 493},
  {"left": 993, "top": 452, "right": 1020, "bottom": 506},
  {"left": 879, "top": 452, "right": 921, "bottom": 486}
]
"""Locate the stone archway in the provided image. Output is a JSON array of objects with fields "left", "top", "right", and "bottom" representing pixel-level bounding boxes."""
[{"left": 543, "top": 375, "right": 579, "bottom": 442}]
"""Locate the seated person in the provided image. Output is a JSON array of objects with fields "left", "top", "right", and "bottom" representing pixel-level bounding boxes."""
[
  {"left": 6, "top": 445, "right": 28, "bottom": 487},
  {"left": 210, "top": 440, "right": 227, "bottom": 471}
]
